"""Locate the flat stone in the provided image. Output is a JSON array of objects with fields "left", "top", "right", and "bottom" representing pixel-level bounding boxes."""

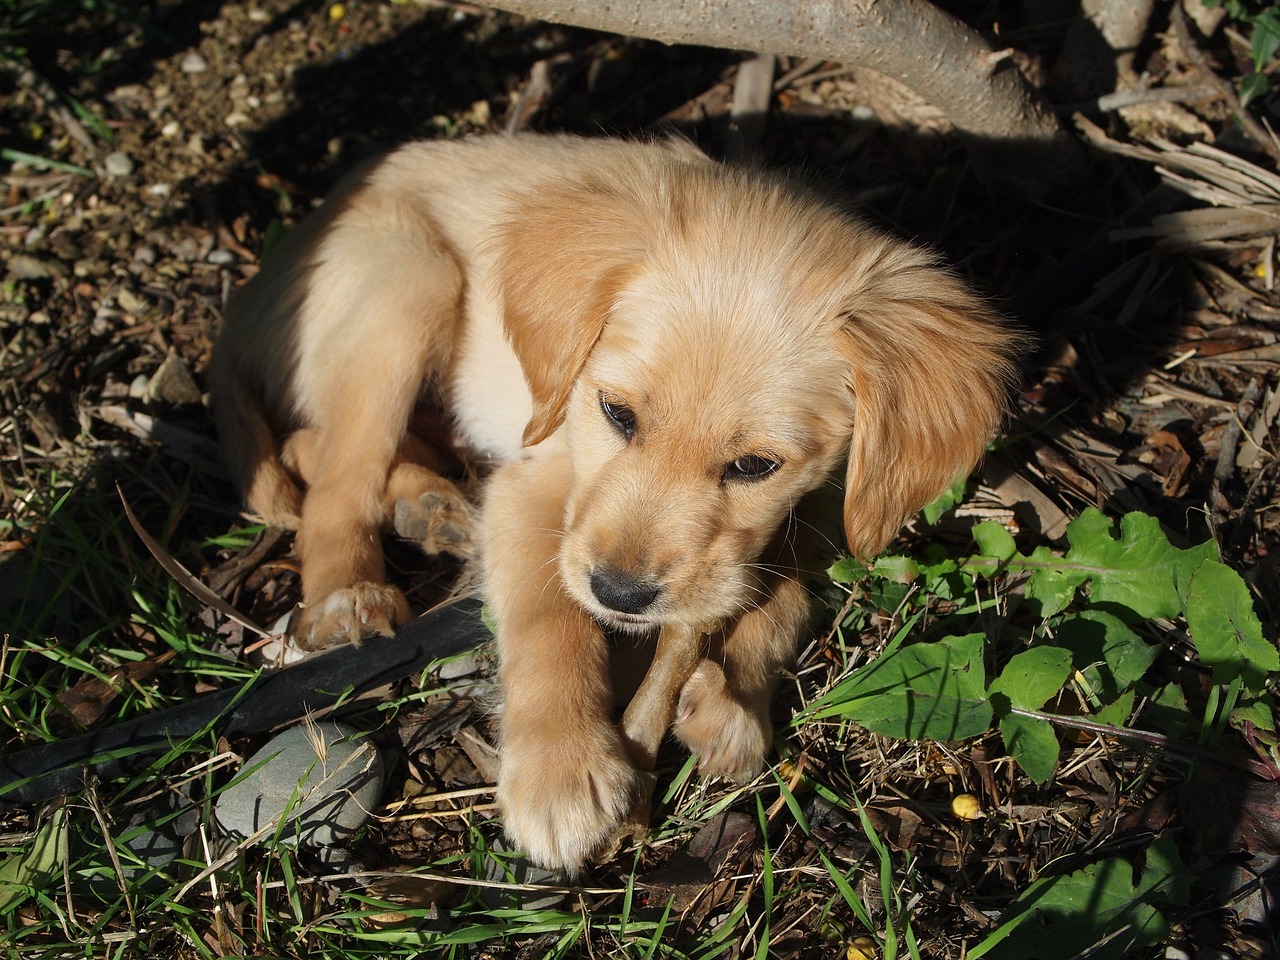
[
  {"left": 7, "top": 253, "right": 69, "bottom": 280},
  {"left": 215, "top": 721, "right": 385, "bottom": 847},
  {"left": 145, "top": 350, "right": 202, "bottom": 405},
  {"left": 479, "top": 834, "right": 569, "bottom": 910},
  {"left": 104, "top": 151, "right": 135, "bottom": 177}
]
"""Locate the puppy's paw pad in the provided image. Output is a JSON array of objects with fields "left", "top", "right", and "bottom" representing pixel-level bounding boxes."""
[
  {"left": 294, "top": 582, "right": 409, "bottom": 651},
  {"left": 498, "top": 727, "right": 642, "bottom": 874},
  {"left": 392, "top": 488, "right": 477, "bottom": 559},
  {"left": 673, "top": 662, "right": 770, "bottom": 781}
]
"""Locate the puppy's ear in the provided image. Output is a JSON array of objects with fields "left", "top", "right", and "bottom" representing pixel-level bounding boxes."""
[
  {"left": 837, "top": 246, "right": 1022, "bottom": 558},
  {"left": 498, "top": 183, "right": 643, "bottom": 447}
]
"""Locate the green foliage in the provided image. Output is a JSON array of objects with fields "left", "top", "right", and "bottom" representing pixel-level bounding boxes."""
[
  {"left": 973, "top": 839, "right": 1193, "bottom": 960},
  {"left": 812, "top": 505, "right": 1277, "bottom": 956},
  {"left": 1205, "top": 0, "right": 1280, "bottom": 107},
  {"left": 813, "top": 632, "right": 993, "bottom": 741},
  {"left": 812, "top": 508, "right": 1276, "bottom": 781}
]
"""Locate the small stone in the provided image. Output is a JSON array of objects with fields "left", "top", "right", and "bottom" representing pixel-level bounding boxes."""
[
  {"left": 133, "top": 245, "right": 157, "bottom": 266},
  {"left": 7, "top": 253, "right": 69, "bottom": 280},
  {"left": 207, "top": 248, "right": 236, "bottom": 265},
  {"left": 479, "top": 835, "right": 568, "bottom": 910},
  {"left": 104, "top": 152, "right": 135, "bottom": 177},
  {"left": 161, "top": 120, "right": 180, "bottom": 138},
  {"left": 145, "top": 350, "right": 203, "bottom": 405},
  {"left": 215, "top": 721, "right": 385, "bottom": 847},
  {"left": 438, "top": 649, "right": 485, "bottom": 681},
  {"left": 72, "top": 799, "right": 198, "bottom": 902},
  {"left": 180, "top": 52, "right": 208, "bottom": 74},
  {"left": 117, "top": 288, "right": 145, "bottom": 313}
]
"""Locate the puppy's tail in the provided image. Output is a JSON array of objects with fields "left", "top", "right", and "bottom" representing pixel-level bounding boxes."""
[{"left": 211, "top": 369, "right": 304, "bottom": 530}]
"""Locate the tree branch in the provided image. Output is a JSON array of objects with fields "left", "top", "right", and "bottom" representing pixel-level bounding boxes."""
[{"left": 485, "top": 0, "right": 1088, "bottom": 195}]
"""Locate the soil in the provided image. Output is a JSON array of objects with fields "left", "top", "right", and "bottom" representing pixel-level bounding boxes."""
[{"left": 2, "top": 0, "right": 1280, "bottom": 956}]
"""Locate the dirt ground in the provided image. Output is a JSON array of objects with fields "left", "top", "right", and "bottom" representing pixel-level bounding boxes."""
[{"left": 3, "top": 0, "right": 1280, "bottom": 956}]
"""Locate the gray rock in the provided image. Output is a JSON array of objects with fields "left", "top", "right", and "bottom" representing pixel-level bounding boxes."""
[
  {"left": 180, "top": 52, "right": 208, "bottom": 74},
  {"left": 207, "top": 248, "right": 236, "bottom": 265},
  {"left": 104, "top": 151, "right": 134, "bottom": 177},
  {"left": 479, "top": 835, "right": 569, "bottom": 911},
  {"left": 216, "top": 721, "right": 385, "bottom": 847},
  {"left": 72, "top": 796, "right": 198, "bottom": 902},
  {"left": 7, "top": 253, "right": 70, "bottom": 280},
  {"left": 145, "top": 350, "right": 202, "bottom": 405}
]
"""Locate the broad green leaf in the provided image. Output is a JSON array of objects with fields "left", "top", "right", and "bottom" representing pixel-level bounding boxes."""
[
  {"left": 813, "top": 633, "right": 992, "bottom": 741},
  {"left": 1184, "top": 559, "right": 1277, "bottom": 692},
  {"left": 922, "top": 475, "right": 967, "bottom": 525},
  {"left": 1021, "top": 545, "right": 1082, "bottom": 617},
  {"left": 1094, "top": 687, "right": 1136, "bottom": 727},
  {"left": 988, "top": 838, "right": 1190, "bottom": 960},
  {"left": 827, "top": 556, "right": 869, "bottom": 585},
  {"left": 0, "top": 806, "right": 67, "bottom": 912},
  {"left": 1026, "top": 510, "right": 1216, "bottom": 620},
  {"left": 871, "top": 555, "right": 919, "bottom": 584},
  {"left": 990, "top": 647, "right": 1073, "bottom": 712},
  {"left": 971, "top": 521, "right": 1017, "bottom": 564},
  {"left": 917, "top": 546, "right": 966, "bottom": 600},
  {"left": 1142, "top": 681, "right": 1198, "bottom": 739},
  {"left": 998, "top": 713, "right": 1060, "bottom": 783},
  {"left": 1240, "top": 71, "right": 1271, "bottom": 108},
  {"left": 1231, "top": 698, "right": 1277, "bottom": 734},
  {"left": 1251, "top": 10, "right": 1280, "bottom": 69},
  {"left": 1054, "top": 610, "right": 1159, "bottom": 699}
]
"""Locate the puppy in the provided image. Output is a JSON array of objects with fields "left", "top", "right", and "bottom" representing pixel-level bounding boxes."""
[{"left": 211, "top": 133, "right": 1021, "bottom": 872}]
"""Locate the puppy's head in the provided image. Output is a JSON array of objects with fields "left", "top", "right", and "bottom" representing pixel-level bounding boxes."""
[{"left": 500, "top": 155, "right": 1020, "bottom": 631}]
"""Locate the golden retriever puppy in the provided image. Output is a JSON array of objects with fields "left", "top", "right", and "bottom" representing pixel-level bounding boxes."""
[{"left": 211, "top": 134, "right": 1020, "bottom": 872}]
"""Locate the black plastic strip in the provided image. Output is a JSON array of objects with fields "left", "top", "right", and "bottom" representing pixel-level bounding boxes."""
[{"left": 0, "top": 595, "right": 490, "bottom": 807}]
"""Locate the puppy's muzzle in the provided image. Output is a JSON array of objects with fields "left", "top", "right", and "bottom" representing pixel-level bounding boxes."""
[{"left": 590, "top": 568, "right": 661, "bottom": 615}]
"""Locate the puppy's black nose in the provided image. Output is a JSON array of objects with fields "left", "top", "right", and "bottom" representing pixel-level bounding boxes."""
[{"left": 589, "top": 569, "right": 660, "bottom": 615}]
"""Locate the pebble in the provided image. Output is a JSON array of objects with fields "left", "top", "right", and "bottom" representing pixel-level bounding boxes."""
[
  {"left": 215, "top": 721, "right": 386, "bottom": 847},
  {"left": 438, "top": 649, "right": 486, "bottom": 681},
  {"left": 479, "top": 835, "right": 568, "bottom": 910},
  {"left": 180, "top": 52, "right": 208, "bottom": 74},
  {"left": 73, "top": 797, "right": 198, "bottom": 902},
  {"left": 146, "top": 350, "right": 203, "bottom": 405},
  {"left": 104, "top": 151, "right": 135, "bottom": 177},
  {"left": 207, "top": 248, "right": 236, "bottom": 265},
  {"left": 7, "top": 253, "right": 69, "bottom": 280}
]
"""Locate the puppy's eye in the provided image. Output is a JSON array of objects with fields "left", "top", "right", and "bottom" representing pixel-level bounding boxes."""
[
  {"left": 723, "top": 454, "right": 781, "bottom": 483},
  {"left": 600, "top": 394, "right": 637, "bottom": 440}
]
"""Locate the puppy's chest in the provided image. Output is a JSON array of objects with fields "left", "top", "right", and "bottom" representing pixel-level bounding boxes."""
[{"left": 446, "top": 300, "right": 534, "bottom": 463}]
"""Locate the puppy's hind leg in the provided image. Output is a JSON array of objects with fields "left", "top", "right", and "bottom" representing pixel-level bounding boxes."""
[{"left": 385, "top": 434, "right": 477, "bottom": 560}]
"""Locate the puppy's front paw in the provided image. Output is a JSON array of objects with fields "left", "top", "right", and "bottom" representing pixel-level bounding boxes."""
[
  {"left": 294, "top": 582, "right": 409, "bottom": 651},
  {"left": 392, "top": 489, "right": 477, "bottom": 559},
  {"left": 497, "top": 724, "right": 643, "bottom": 874},
  {"left": 673, "top": 661, "right": 770, "bottom": 780}
]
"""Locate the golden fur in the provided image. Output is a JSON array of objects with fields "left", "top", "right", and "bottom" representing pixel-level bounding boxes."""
[{"left": 211, "top": 133, "right": 1021, "bottom": 872}]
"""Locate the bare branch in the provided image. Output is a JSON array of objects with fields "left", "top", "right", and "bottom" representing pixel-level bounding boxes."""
[{"left": 485, "top": 0, "right": 1088, "bottom": 194}]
